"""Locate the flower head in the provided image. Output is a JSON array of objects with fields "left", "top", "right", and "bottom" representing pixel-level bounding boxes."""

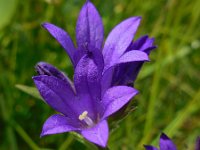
[
  {"left": 42, "top": 0, "right": 156, "bottom": 92},
  {"left": 33, "top": 51, "right": 138, "bottom": 147},
  {"left": 33, "top": 0, "right": 156, "bottom": 147}
]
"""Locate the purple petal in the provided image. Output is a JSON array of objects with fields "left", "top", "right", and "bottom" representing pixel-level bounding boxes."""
[
  {"left": 101, "top": 67, "right": 114, "bottom": 96},
  {"left": 41, "top": 114, "right": 79, "bottom": 137},
  {"left": 144, "top": 145, "right": 159, "bottom": 150},
  {"left": 102, "top": 86, "right": 138, "bottom": 119},
  {"left": 73, "top": 47, "right": 86, "bottom": 66},
  {"left": 195, "top": 136, "right": 200, "bottom": 150},
  {"left": 32, "top": 75, "right": 77, "bottom": 118},
  {"left": 141, "top": 38, "right": 155, "bottom": 52},
  {"left": 108, "top": 49, "right": 153, "bottom": 86},
  {"left": 159, "top": 133, "right": 177, "bottom": 150},
  {"left": 107, "top": 36, "right": 156, "bottom": 86},
  {"left": 127, "top": 35, "right": 156, "bottom": 54},
  {"left": 42, "top": 23, "right": 76, "bottom": 65},
  {"left": 105, "top": 50, "right": 149, "bottom": 86},
  {"left": 129, "top": 35, "right": 149, "bottom": 50},
  {"left": 74, "top": 45, "right": 104, "bottom": 69},
  {"left": 117, "top": 50, "right": 149, "bottom": 64},
  {"left": 35, "top": 62, "right": 69, "bottom": 81},
  {"left": 81, "top": 120, "right": 109, "bottom": 147},
  {"left": 103, "top": 50, "right": 149, "bottom": 72},
  {"left": 76, "top": 1, "right": 104, "bottom": 51},
  {"left": 103, "top": 17, "right": 141, "bottom": 68},
  {"left": 74, "top": 51, "right": 103, "bottom": 119},
  {"left": 111, "top": 62, "right": 143, "bottom": 86},
  {"left": 144, "top": 46, "right": 157, "bottom": 55},
  {"left": 101, "top": 50, "right": 149, "bottom": 92},
  {"left": 129, "top": 35, "right": 154, "bottom": 50},
  {"left": 74, "top": 51, "right": 103, "bottom": 99},
  {"left": 35, "top": 62, "right": 76, "bottom": 93}
]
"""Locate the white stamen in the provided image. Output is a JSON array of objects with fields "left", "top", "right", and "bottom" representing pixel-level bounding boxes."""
[{"left": 78, "top": 111, "right": 94, "bottom": 127}]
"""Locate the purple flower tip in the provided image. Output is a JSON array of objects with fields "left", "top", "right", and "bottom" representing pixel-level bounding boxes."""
[
  {"left": 160, "top": 133, "right": 170, "bottom": 140},
  {"left": 144, "top": 133, "right": 177, "bottom": 150},
  {"left": 144, "top": 145, "right": 158, "bottom": 150},
  {"left": 196, "top": 136, "right": 200, "bottom": 150}
]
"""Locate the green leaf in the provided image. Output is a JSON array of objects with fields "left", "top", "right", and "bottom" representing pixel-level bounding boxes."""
[
  {"left": 15, "top": 84, "right": 43, "bottom": 101},
  {"left": 0, "top": 0, "right": 18, "bottom": 30},
  {"left": 58, "top": 135, "right": 74, "bottom": 150},
  {"left": 13, "top": 122, "right": 41, "bottom": 150}
]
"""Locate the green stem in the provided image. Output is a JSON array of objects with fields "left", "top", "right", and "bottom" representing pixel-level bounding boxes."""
[
  {"left": 13, "top": 122, "right": 41, "bottom": 150},
  {"left": 58, "top": 135, "right": 74, "bottom": 150}
]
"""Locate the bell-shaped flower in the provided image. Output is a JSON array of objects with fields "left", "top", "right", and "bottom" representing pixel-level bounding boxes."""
[
  {"left": 41, "top": 0, "right": 156, "bottom": 93},
  {"left": 33, "top": 51, "right": 138, "bottom": 147}
]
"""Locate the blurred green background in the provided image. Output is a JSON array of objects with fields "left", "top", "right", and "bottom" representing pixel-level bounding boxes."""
[{"left": 0, "top": 0, "right": 200, "bottom": 149}]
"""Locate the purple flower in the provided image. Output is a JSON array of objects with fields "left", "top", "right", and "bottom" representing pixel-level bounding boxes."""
[
  {"left": 110, "top": 35, "right": 156, "bottom": 86},
  {"left": 41, "top": 0, "right": 156, "bottom": 93},
  {"left": 144, "top": 133, "right": 177, "bottom": 150},
  {"left": 33, "top": 50, "right": 138, "bottom": 147},
  {"left": 144, "top": 133, "right": 200, "bottom": 150},
  {"left": 33, "top": 0, "right": 156, "bottom": 147}
]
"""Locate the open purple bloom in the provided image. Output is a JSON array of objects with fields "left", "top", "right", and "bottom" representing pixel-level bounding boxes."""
[
  {"left": 33, "top": 50, "right": 138, "bottom": 147},
  {"left": 33, "top": 0, "right": 156, "bottom": 147},
  {"left": 42, "top": 0, "right": 156, "bottom": 93},
  {"left": 144, "top": 133, "right": 177, "bottom": 150}
]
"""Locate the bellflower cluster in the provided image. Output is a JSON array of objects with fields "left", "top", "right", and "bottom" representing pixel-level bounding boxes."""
[
  {"left": 144, "top": 133, "right": 200, "bottom": 150},
  {"left": 33, "top": 0, "right": 156, "bottom": 147}
]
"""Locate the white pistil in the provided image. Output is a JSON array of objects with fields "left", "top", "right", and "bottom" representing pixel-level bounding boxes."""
[{"left": 79, "top": 111, "right": 94, "bottom": 127}]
